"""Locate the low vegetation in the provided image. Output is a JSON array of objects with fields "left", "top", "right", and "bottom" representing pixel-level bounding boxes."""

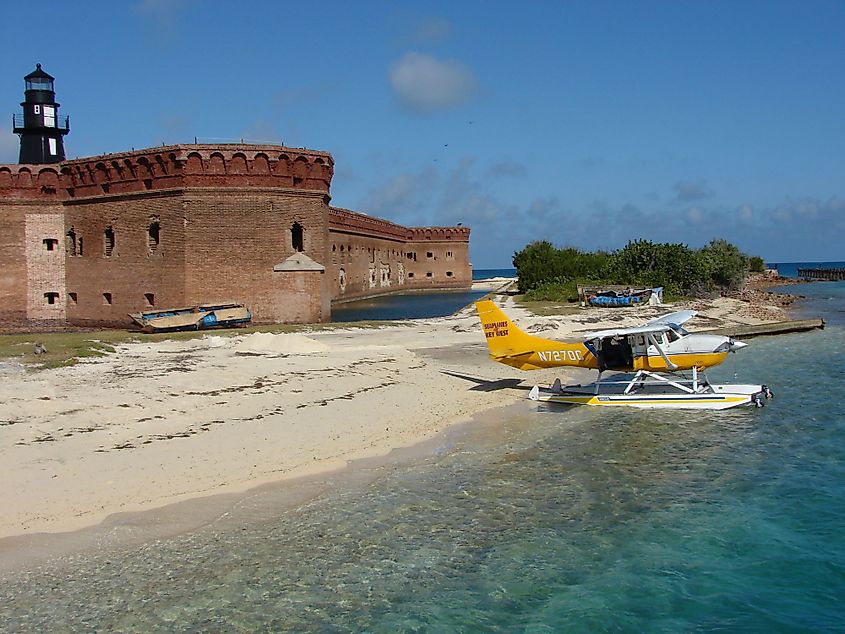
[
  {"left": 513, "top": 238, "right": 760, "bottom": 303},
  {"left": 0, "top": 321, "right": 399, "bottom": 369}
]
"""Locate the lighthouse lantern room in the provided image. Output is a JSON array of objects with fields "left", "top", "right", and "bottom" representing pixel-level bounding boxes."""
[{"left": 12, "top": 64, "right": 70, "bottom": 164}]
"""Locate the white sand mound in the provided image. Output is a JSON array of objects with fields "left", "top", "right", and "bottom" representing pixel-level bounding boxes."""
[{"left": 234, "top": 331, "right": 330, "bottom": 355}]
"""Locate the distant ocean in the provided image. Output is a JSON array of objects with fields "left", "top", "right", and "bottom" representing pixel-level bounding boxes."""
[
  {"left": 2, "top": 271, "right": 844, "bottom": 631},
  {"left": 473, "top": 267, "right": 517, "bottom": 281}
]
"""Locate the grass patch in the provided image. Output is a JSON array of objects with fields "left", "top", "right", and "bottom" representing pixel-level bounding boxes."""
[{"left": 0, "top": 320, "right": 405, "bottom": 369}]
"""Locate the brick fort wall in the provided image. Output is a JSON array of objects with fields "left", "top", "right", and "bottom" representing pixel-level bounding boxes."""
[{"left": 0, "top": 143, "right": 471, "bottom": 328}]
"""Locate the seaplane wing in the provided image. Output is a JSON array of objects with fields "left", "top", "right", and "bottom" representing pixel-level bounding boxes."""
[
  {"left": 582, "top": 323, "right": 672, "bottom": 341},
  {"left": 583, "top": 309, "right": 697, "bottom": 342},
  {"left": 647, "top": 309, "right": 696, "bottom": 328}
]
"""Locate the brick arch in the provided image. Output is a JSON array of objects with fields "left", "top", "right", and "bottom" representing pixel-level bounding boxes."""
[
  {"left": 73, "top": 165, "right": 87, "bottom": 185},
  {"left": 252, "top": 153, "right": 270, "bottom": 174},
  {"left": 230, "top": 152, "right": 248, "bottom": 174},
  {"left": 311, "top": 157, "right": 331, "bottom": 184},
  {"left": 186, "top": 152, "right": 204, "bottom": 174},
  {"left": 154, "top": 154, "right": 169, "bottom": 176},
  {"left": 0, "top": 167, "right": 13, "bottom": 188},
  {"left": 93, "top": 162, "right": 109, "bottom": 184},
  {"left": 17, "top": 168, "right": 32, "bottom": 187},
  {"left": 136, "top": 157, "right": 153, "bottom": 179},
  {"left": 274, "top": 153, "right": 292, "bottom": 176},
  {"left": 36, "top": 168, "right": 59, "bottom": 187},
  {"left": 123, "top": 158, "right": 137, "bottom": 178},
  {"left": 292, "top": 156, "right": 309, "bottom": 187},
  {"left": 208, "top": 152, "right": 226, "bottom": 175}
]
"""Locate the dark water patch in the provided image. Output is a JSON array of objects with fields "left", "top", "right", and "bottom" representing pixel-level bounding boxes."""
[{"left": 331, "top": 289, "right": 489, "bottom": 322}]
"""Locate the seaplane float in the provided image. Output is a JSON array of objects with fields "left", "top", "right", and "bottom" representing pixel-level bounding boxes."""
[{"left": 475, "top": 300, "right": 773, "bottom": 410}]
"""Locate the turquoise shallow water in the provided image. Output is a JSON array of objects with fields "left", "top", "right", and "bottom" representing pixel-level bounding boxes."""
[{"left": 1, "top": 283, "right": 844, "bottom": 632}]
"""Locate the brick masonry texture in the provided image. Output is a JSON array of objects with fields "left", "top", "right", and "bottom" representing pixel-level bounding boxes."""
[{"left": 0, "top": 144, "right": 471, "bottom": 328}]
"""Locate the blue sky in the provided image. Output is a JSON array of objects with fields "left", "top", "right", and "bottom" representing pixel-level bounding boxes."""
[{"left": 1, "top": 1, "right": 842, "bottom": 267}]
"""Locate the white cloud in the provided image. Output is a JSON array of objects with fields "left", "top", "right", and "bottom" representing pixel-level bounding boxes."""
[
  {"left": 737, "top": 203, "right": 754, "bottom": 223},
  {"left": 362, "top": 169, "right": 438, "bottom": 218},
  {"left": 673, "top": 180, "right": 713, "bottom": 202},
  {"left": 389, "top": 52, "right": 478, "bottom": 113},
  {"left": 486, "top": 160, "right": 527, "bottom": 179},
  {"left": 0, "top": 130, "right": 18, "bottom": 163},
  {"left": 687, "top": 207, "right": 704, "bottom": 224}
]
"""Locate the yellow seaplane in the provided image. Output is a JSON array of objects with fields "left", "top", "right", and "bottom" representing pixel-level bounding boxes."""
[{"left": 476, "top": 300, "right": 772, "bottom": 410}]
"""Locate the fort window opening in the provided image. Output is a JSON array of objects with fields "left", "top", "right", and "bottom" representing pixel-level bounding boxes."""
[
  {"left": 446, "top": 251, "right": 454, "bottom": 261},
  {"left": 426, "top": 271, "right": 433, "bottom": 277},
  {"left": 44, "top": 292, "right": 59, "bottom": 304},
  {"left": 78, "top": 237, "right": 84, "bottom": 256},
  {"left": 446, "top": 271, "right": 453, "bottom": 277},
  {"left": 144, "top": 293, "right": 155, "bottom": 307},
  {"left": 66, "top": 228, "right": 77, "bottom": 256},
  {"left": 104, "top": 226, "right": 115, "bottom": 257},
  {"left": 408, "top": 272, "right": 414, "bottom": 278},
  {"left": 68, "top": 292, "right": 77, "bottom": 304},
  {"left": 43, "top": 238, "right": 58, "bottom": 251},
  {"left": 426, "top": 251, "right": 433, "bottom": 259},
  {"left": 147, "top": 221, "right": 160, "bottom": 253},
  {"left": 103, "top": 292, "right": 112, "bottom": 305},
  {"left": 291, "top": 222, "right": 304, "bottom": 252}
]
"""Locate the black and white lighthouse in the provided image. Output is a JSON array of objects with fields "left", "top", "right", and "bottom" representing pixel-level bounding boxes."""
[{"left": 12, "top": 64, "right": 70, "bottom": 164}]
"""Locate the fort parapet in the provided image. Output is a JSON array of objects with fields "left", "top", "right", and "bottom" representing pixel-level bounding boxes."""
[{"left": 0, "top": 145, "right": 333, "bottom": 201}]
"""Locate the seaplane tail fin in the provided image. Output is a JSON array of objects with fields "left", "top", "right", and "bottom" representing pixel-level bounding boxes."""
[{"left": 475, "top": 300, "right": 545, "bottom": 362}]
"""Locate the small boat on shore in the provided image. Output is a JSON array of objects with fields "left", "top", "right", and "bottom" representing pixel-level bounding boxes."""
[
  {"left": 129, "top": 303, "right": 251, "bottom": 333},
  {"left": 585, "top": 287, "right": 658, "bottom": 307},
  {"left": 578, "top": 285, "right": 663, "bottom": 307}
]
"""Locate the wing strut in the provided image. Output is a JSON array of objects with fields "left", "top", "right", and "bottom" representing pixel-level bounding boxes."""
[{"left": 646, "top": 333, "right": 677, "bottom": 370}]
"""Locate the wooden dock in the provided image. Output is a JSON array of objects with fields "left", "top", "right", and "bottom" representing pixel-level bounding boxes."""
[
  {"left": 700, "top": 318, "right": 825, "bottom": 339},
  {"left": 798, "top": 267, "right": 845, "bottom": 281}
]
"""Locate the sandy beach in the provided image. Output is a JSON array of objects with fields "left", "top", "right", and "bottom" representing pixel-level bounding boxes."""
[{"left": 0, "top": 281, "right": 794, "bottom": 543}]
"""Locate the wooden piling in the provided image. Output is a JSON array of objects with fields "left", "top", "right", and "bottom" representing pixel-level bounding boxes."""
[{"left": 797, "top": 268, "right": 845, "bottom": 281}]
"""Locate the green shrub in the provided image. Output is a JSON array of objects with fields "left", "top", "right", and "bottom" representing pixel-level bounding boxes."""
[
  {"left": 701, "top": 238, "right": 749, "bottom": 290},
  {"left": 749, "top": 255, "right": 766, "bottom": 273},
  {"left": 513, "top": 238, "right": 760, "bottom": 299}
]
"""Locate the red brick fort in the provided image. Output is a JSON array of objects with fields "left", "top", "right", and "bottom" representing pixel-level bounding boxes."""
[{"left": 0, "top": 68, "right": 472, "bottom": 328}]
